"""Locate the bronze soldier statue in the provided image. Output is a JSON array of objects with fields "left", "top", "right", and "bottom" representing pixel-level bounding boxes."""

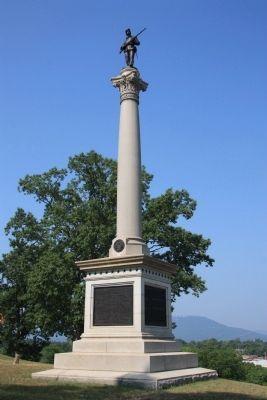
[{"left": 120, "top": 28, "right": 146, "bottom": 67}]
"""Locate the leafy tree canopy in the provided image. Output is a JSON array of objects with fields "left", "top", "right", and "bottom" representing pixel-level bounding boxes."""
[{"left": 0, "top": 151, "right": 214, "bottom": 355}]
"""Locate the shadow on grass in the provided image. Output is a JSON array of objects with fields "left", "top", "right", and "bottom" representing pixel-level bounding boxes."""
[
  {"left": 0, "top": 383, "right": 143, "bottom": 400},
  {"left": 0, "top": 383, "right": 266, "bottom": 400},
  {"left": 144, "top": 393, "right": 267, "bottom": 400}
]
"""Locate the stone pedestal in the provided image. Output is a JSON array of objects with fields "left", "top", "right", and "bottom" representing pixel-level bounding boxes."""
[
  {"left": 78, "top": 255, "right": 175, "bottom": 340},
  {"left": 32, "top": 255, "right": 217, "bottom": 387}
]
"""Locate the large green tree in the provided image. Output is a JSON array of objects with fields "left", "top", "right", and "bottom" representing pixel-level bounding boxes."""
[{"left": 0, "top": 151, "right": 214, "bottom": 355}]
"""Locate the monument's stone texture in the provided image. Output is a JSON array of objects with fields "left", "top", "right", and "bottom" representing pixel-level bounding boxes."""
[
  {"left": 32, "top": 65, "right": 217, "bottom": 388},
  {"left": 32, "top": 254, "right": 217, "bottom": 387},
  {"left": 109, "top": 68, "right": 149, "bottom": 258}
]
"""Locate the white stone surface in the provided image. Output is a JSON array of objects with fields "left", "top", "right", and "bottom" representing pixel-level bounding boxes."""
[
  {"left": 32, "top": 367, "right": 218, "bottom": 389},
  {"left": 72, "top": 339, "right": 181, "bottom": 353},
  {"left": 117, "top": 97, "right": 141, "bottom": 238},
  {"left": 109, "top": 67, "right": 149, "bottom": 257},
  {"left": 54, "top": 351, "right": 197, "bottom": 373},
  {"left": 81, "top": 264, "right": 173, "bottom": 339},
  {"left": 32, "top": 254, "right": 217, "bottom": 388},
  {"left": 76, "top": 255, "right": 177, "bottom": 275}
]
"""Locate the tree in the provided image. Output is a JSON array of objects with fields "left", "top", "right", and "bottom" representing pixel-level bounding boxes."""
[
  {"left": 0, "top": 151, "right": 214, "bottom": 357},
  {"left": 182, "top": 340, "right": 245, "bottom": 380},
  {"left": 0, "top": 210, "right": 47, "bottom": 356},
  {"left": 198, "top": 347, "right": 245, "bottom": 380},
  {"left": 243, "top": 363, "right": 267, "bottom": 385},
  {"left": 182, "top": 339, "right": 267, "bottom": 385}
]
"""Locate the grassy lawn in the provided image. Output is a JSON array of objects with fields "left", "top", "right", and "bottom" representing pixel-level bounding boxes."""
[{"left": 1, "top": 354, "right": 267, "bottom": 400}]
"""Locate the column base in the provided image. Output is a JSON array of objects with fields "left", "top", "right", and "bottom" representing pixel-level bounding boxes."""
[{"left": 109, "top": 236, "right": 150, "bottom": 257}]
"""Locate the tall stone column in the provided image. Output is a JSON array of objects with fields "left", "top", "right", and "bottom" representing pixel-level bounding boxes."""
[
  {"left": 109, "top": 67, "right": 149, "bottom": 257},
  {"left": 32, "top": 64, "right": 217, "bottom": 391}
]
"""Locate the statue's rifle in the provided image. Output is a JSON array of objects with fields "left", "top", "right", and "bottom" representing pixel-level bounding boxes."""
[{"left": 120, "top": 28, "right": 146, "bottom": 53}]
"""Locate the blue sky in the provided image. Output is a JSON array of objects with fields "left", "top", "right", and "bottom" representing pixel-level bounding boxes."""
[{"left": 1, "top": 0, "right": 266, "bottom": 332}]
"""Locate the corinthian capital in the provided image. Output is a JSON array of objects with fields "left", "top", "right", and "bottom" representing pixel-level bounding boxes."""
[{"left": 111, "top": 67, "right": 148, "bottom": 103}]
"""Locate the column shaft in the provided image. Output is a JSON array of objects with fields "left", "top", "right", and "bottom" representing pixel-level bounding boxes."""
[
  {"left": 117, "top": 98, "right": 142, "bottom": 238},
  {"left": 109, "top": 67, "right": 149, "bottom": 257}
]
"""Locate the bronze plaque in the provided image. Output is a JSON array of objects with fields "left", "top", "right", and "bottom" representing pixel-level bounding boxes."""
[
  {"left": 145, "top": 285, "right": 167, "bottom": 326},
  {"left": 93, "top": 285, "right": 133, "bottom": 326}
]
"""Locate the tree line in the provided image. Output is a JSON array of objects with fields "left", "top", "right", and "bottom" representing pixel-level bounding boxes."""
[
  {"left": 182, "top": 339, "right": 267, "bottom": 386},
  {"left": 0, "top": 151, "right": 214, "bottom": 358}
]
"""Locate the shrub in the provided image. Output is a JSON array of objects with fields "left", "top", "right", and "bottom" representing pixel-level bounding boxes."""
[
  {"left": 243, "top": 363, "right": 267, "bottom": 385},
  {"left": 0, "top": 337, "right": 47, "bottom": 361},
  {"left": 181, "top": 339, "right": 267, "bottom": 385},
  {"left": 40, "top": 342, "right": 72, "bottom": 364},
  {"left": 198, "top": 347, "right": 245, "bottom": 380}
]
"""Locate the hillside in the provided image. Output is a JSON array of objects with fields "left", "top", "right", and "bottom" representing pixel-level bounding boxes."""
[
  {"left": 173, "top": 316, "right": 267, "bottom": 342},
  {"left": 0, "top": 354, "right": 267, "bottom": 399}
]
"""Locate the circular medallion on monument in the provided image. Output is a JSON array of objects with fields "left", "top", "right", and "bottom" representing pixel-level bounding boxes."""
[{"left": 113, "top": 239, "right": 125, "bottom": 252}]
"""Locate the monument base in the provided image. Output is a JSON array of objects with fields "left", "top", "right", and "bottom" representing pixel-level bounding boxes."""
[
  {"left": 32, "top": 367, "right": 217, "bottom": 389},
  {"left": 32, "top": 255, "right": 217, "bottom": 389},
  {"left": 32, "top": 338, "right": 217, "bottom": 388}
]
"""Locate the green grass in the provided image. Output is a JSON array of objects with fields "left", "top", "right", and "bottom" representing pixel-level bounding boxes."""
[{"left": 1, "top": 354, "right": 267, "bottom": 400}]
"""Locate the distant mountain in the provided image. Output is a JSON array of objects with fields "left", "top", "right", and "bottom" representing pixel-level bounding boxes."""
[
  {"left": 173, "top": 316, "right": 267, "bottom": 342},
  {"left": 257, "top": 330, "right": 267, "bottom": 336}
]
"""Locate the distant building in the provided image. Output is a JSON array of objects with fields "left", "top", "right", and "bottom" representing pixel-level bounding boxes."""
[{"left": 243, "top": 355, "right": 267, "bottom": 368}]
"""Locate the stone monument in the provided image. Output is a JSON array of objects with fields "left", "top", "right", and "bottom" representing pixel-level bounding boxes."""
[{"left": 32, "top": 29, "right": 217, "bottom": 389}]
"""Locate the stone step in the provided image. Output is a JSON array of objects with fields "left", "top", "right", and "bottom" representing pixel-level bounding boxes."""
[
  {"left": 32, "top": 367, "right": 218, "bottom": 389},
  {"left": 72, "top": 338, "right": 181, "bottom": 354},
  {"left": 54, "top": 351, "right": 198, "bottom": 373}
]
